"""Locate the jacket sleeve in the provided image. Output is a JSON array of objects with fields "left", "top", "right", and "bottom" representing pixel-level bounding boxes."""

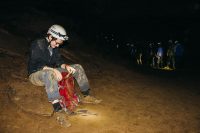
[{"left": 29, "top": 42, "right": 47, "bottom": 73}]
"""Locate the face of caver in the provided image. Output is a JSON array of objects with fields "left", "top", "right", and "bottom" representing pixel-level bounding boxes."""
[{"left": 49, "top": 36, "right": 64, "bottom": 48}]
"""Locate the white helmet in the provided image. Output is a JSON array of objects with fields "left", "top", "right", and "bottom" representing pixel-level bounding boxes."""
[{"left": 47, "top": 24, "right": 69, "bottom": 41}]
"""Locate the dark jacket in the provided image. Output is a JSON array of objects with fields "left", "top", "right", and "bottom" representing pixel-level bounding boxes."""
[{"left": 28, "top": 38, "right": 64, "bottom": 75}]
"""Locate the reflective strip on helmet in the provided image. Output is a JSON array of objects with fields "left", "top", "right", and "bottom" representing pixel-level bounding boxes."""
[{"left": 50, "top": 29, "right": 68, "bottom": 40}]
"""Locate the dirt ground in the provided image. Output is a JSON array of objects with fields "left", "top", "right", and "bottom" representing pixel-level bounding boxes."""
[{"left": 0, "top": 30, "right": 200, "bottom": 133}]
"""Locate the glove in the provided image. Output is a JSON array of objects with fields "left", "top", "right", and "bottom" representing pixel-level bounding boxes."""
[
  {"left": 43, "top": 66, "right": 62, "bottom": 81},
  {"left": 66, "top": 65, "right": 76, "bottom": 74},
  {"left": 52, "top": 69, "right": 62, "bottom": 81}
]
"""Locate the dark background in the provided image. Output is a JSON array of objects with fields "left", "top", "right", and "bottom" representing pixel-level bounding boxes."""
[{"left": 1, "top": 0, "right": 200, "bottom": 67}]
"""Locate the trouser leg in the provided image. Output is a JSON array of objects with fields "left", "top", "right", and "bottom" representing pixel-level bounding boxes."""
[
  {"left": 29, "top": 70, "right": 61, "bottom": 102},
  {"left": 69, "top": 64, "right": 90, "bottom": 93}
]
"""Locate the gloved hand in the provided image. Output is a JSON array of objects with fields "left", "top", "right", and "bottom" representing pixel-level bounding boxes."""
[
  {"left": 66, "top": 65, "right": 76, "bottom": 74},
  {"left": 43, "top": 66, "right": 62, "bottom": 81},
  {"left": 52, "top": 69, "right": 62, "bottom": 81},
  {"left": 61, "top": 64, "right": 76, "bottom": 74}
]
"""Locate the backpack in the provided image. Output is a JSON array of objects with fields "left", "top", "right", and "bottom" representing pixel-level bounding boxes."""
[{"left": 58, "top": 72, "right": 79, "bottom": 112}]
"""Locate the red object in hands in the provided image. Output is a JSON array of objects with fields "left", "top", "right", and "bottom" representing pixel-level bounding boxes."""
[{"left": 58, "top": 72, "right": 79, "bottom": 111}]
